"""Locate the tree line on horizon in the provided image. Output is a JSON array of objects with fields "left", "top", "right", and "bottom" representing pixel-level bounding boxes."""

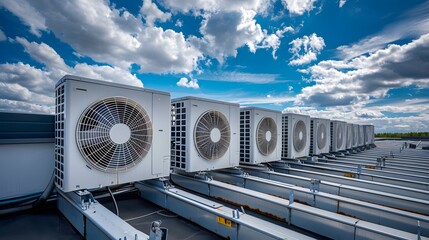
[{"left": 375, "top": 132, "right": 429, "bottom": 138}]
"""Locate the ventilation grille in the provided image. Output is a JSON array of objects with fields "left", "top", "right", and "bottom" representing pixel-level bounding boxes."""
[
  {"left": 317, "top": 122, "right": 327, "bottom": 150},
  {"left": 170, "top": 101, "right": 187, "bottom": 169},
  {"left": 55, "top": 84, "right": 65, "bottom": 189},
  {"left": 309, "top": 120, "right": 315, "bottom": 155},
  {"left": 281, "top": 115, "right": 289, "bottom": 158},
  {"left": 256, "top": 117, "right": 277, "bottom": 156},
  {"left": 240, "top": 110, "right": 251, "bottom": 163},
  {"left": 76, "top": 97, "right": 152, "bottom": 173},
  {"left": 194, "top": 111, "right": 230, "bottom": 161},
  {"left": 293, "top": 120, "right": 307, "bottom": 152}
]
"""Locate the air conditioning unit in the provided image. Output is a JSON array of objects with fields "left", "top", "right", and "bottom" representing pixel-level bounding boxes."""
[
  {"left": 358, "top": 125, "right": 365, "bottom": 147},
  {"left": 364, "top": 125, "right": 374, "bottom": 145},
  {"left": 330, "top": 120, "right": 346, "bottom": 152},
  {"left": 239, "top": 107, "right": 282, "bottom": 164},
  {"left": 352, "top": 124, "right": 359, "bottom": 148},
  {"left": 346, "top": 123, "right": 353, "bottom": 150},
  {"left": 309, "top": 118, "right": 330, "bottom": 155},
  {"left": 55, "top": 75, "right": 170, "bottom": 192},
  {"left": 170, "top": 97, "right": 239, "bottom": 172},
  {"left": 369, "top": 125, "right": 375, "bottom": 144},
  {"left": 282, "top": 113, "right": 310, "bottom": 159}
]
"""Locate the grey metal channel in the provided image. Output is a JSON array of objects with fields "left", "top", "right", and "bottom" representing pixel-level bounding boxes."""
[
  {"left": 135, "top": 180, "right": 315, "bottom": 240},
  {"left": 284, "top": 159, "right": 429, "bottom": 183},
  {"left": 170, "top": 173, "right": 428, "bottom": 240},
  {"left": 324, "top": 156, "right": 429, "bottom": 174},
  {"left": 57, "top": 190, "right": 148, "bottom": 240},
  {"left": 279, "top": 162, "right": 429, "bottom": 190},
  {"left": 336, "top": 154, "right": 429, "bottom": 170},
  {"left": 241, "top": 166, "right": 429, "bottom": 201},
  {"left": 209, "top": 171, "right": 429, "bottom": 236},
  {"left": 325, "top": 157, "right": 429, "bottom": 174}
]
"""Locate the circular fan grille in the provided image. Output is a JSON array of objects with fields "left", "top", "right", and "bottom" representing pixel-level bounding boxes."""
[
  {"left": 336, "top": 124, "right": 344, "bottom": 149},
  {"left": 256, "top": 117, "right": 277, "bottom": 156},
  {"left": 293, "top": 120, "right": 307, "bottom": 152},
  {"left": 194, "top": 111, "right": 230, "bottom": 160},
  {"left": 317, "top": 123, "right": 327, "bottom": 150},
  {"left": 76, "top": 97, "right": 152, "bottom": 173}
]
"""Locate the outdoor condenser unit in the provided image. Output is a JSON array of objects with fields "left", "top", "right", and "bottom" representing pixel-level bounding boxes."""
[
  {"left": 239, "top": 107, "right": 282, "bottom": 164},
  {"left": 55, "top": 75, "right": 170, "bottom": 192},
  {"left": 170, "top": 97, "right": 240, "bottom": 172},
  {"left": 282, "top": 113, "right": 311, "bottom": 159}
]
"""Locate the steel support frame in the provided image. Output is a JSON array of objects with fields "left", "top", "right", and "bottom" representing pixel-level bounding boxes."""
[
  {"left": 245, "top": 165, "right": 429, "bottom": 201},
  {"left": 135, "top": 178, "right": 314, "bottom": 240},
  {"left": 170, "top": 172, "right": 427, "bottom": 240},
  {"left": 56, "top": 189, "right": 155, "bottom": 240},
  {"left": 276, "top": 162, "right": 429, "bottom": 190}
]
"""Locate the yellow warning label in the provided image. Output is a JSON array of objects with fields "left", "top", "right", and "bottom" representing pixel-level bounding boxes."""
[
  {"left": 343, "top": 173, "right": 355, "bottom": 178},
  {"left": 365, "top": 165, "right": 375, "bottom": 169},
  {"left": 216, "top": 216, "right": 232, "bottom": 227}
]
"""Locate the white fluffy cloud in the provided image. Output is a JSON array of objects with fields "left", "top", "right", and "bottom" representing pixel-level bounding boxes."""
[
  {"left": 160, "top": 0, "right": 271, "bottom": 14},
  {"left": 297, "top": 33, "right": 429, "bottom": 107},
  {"left": 0, "top": 0, "right": 47, "bottom": 37},
  {"left": 197, "top": 71, "right": 280, "bottom": 84},
  {"left": 336, "top": 1, "right": 429, "bottom": 59},
  {"left": 0, "top": 0, "right": 202, "bottom": 74},
  {"left": 0, "top": 37, "right": 143, "bottom": 114},
  {"left": 289, "top": 33, "right": 325, "bottom": 66},
  {"left": 140, "top": 0, "right": 171, "bottom": 26},
  {"left": 339, "top": 0, "right": 347, "bottom": 8},
  {"left": 282, "top": 98, "right": 429, "bottom": 132},
  {"left": 1, "top": 0, "right": 288, "bottom": 71},
  {"left": 191, "top": 9, "right": 280, "bottom": 63},
  {"left": 0, "top": 29, "right": 6, "bottom": 41},
  {"left": 282, "top": 0, "right": 318, "bottom": 16},
  {"left": 176, "top": 77, "right": 199, "bottom": 89}
]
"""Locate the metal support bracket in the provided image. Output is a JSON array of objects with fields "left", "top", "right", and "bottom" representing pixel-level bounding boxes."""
[
  {"left": 57, "top": 189, "right": 153, "bottom": 240},
  {"left": 309, "top": 179, "right": 321, "bottom": 192},
  {"left": 136, "top": 178, "right": 315, "bottom": 240},
  {"left": 149, "top": 221, "right": 168, "bottom": 240}
]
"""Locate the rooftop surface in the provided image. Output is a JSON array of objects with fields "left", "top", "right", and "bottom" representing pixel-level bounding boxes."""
[{"left": 1, "top": 139, "right": 428, "bottom": 239}]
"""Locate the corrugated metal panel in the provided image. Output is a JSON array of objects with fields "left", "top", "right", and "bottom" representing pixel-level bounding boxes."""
[{"left": 0, "top": 112, "right": 54, "bottom": 144}]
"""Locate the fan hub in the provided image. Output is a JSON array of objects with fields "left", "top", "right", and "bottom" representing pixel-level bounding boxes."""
[
  {"left": 210, "top": 128, "right": 221, "bottom": 143},
  {"left": 298, "top": 131, "right": 303, "bottom": 140},
  {"left": 265, "top": 131, "right": 272, "bottom": 142},
  {"left": 110, "top": 123, "right": 131, "bottom": 144}
]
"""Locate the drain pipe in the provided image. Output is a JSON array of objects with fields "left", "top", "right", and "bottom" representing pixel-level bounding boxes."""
[{"left": 33, "top": 170, "right": 56, "bottom": 208}]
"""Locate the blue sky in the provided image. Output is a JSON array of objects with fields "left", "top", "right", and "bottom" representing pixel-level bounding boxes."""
[{"left": 0, "top": 0, "right": 428, "bottom": 133}]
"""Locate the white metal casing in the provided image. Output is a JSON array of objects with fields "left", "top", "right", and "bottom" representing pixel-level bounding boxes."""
[
  {"left": 370, "top": 125, "right": 375, "bottom": 144},
  {"left": 358, "top": 125, "right": 365, "bottom": 147},
  {"left": 309, "top": 118, "right": 331, "bottom": 155},
  {"left": 352, "top": 124, "right": 359, "bottom": 148},
  {"left": 282, "top": 113, "right": 311, "bottom": 159},
  {"left": 330, "top": 120, "right": 347, "bottom": 152},
  {"left": 239, "top": 107, "right": 282, "bottom": 164},
  {"left": 346, "top": 123, "right": 353, "bottom": 150},
  {"left": 364, "top": 125, "right": 374, "bottom": 145},
  {"left": 55, "top": 75, "right": 170, "bottom": 192},
  {"left": 170, "top": 97, "right": 240, "bottom": 172}
]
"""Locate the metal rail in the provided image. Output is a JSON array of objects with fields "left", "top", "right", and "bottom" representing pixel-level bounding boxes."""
[
  {"left": 275, "top": 162, "right": 429, "bottom": 190},
  {"left": 170, "top": 172, "right": 428, "bottom": 239},
  {"left": 57, "top": 189, "right": 160, "bottom": 240},
  {"left": 135, "top": 178, "right": 316, "bottom": 240}
]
